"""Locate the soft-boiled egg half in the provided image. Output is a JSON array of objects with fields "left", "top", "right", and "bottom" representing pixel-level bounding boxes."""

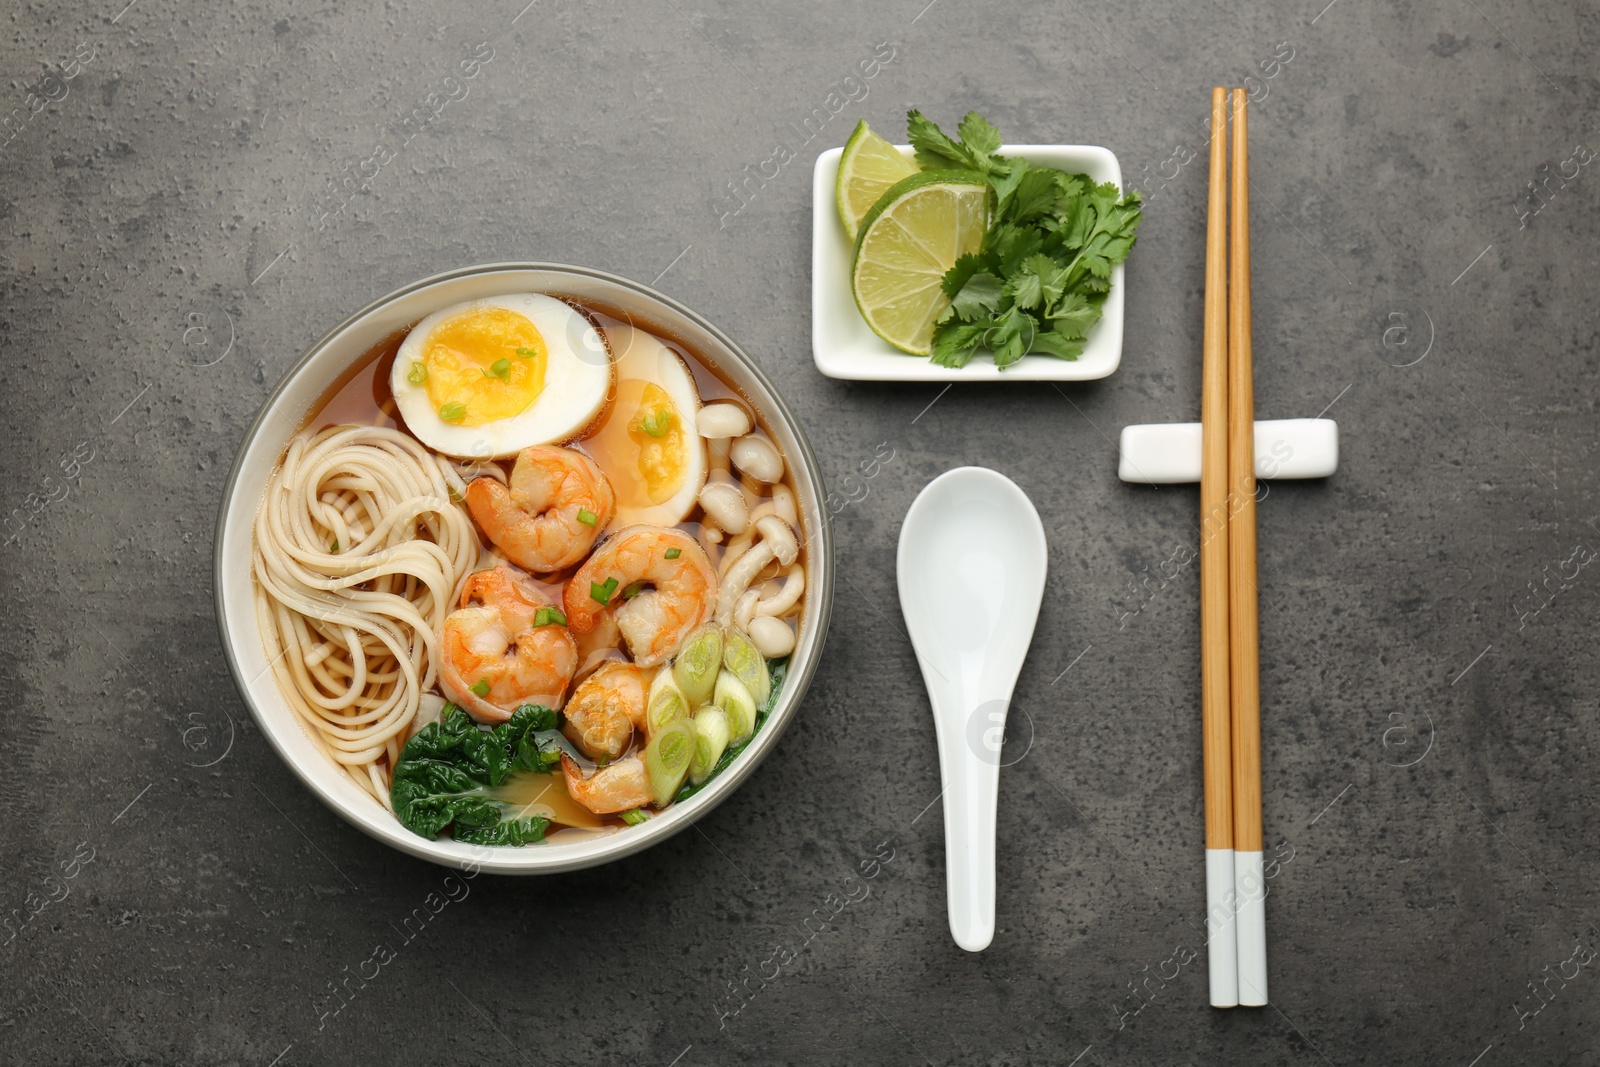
[
  {"left": 391, "top": 294, "right": 611, "bottom": 458},
  {"left": 587, "top": 323, "right": 706, "bottom": 525}
]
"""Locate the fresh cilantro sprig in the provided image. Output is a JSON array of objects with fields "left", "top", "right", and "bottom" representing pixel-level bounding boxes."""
[{"left": 905, "top": 109, "right": 1143, "bottom": 370}]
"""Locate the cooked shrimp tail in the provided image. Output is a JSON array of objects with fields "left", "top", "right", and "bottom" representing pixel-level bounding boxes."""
[{"left": 560, "top": 753, "right": 650, "bottom": 814}]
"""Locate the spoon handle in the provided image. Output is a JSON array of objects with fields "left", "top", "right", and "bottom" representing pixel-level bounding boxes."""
[{"left": 931, "top": 686, "right": 1006, "bottom": 953}]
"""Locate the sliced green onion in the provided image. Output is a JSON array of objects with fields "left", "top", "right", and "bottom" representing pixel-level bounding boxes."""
[
  {"left": 689, "top": 705, "right": 731, "bottom": 786},
  {"left": 664, "top": 547, "right": 681, "bottom": 560},
  {"left": 515, "top": 346, "right": 538, "bottom": 359},
  {"left": 714, "top": 670, "right": 757, "bottom": 746},
  {"left": 722, "top": 626, "right": 771, "bottom": 708},
  {"left": 589, "top": 576, "right": 619, "bottom": 605},
  {"left": 576, "top": 507, "right": 598, "bottom": 528},
  {"left": 439, "top": 401, "right": 466, "bottom": 422},
  {"left": 328, "top": 538, "right": 339, "bottom": 553},
  {"left": 533, "top": 606, "right": 567, "bottom": 627},
  {"left": 643, "top": 718, "right": 696, "bottom": 806},
  {"left": 672, "top": 623, "right": 723, "bottom": 708},
  {"left": 483, "top": 358, "right": 512, "bottom": 380},
  {"left": 619, "top": 808, "right": 650, "bottom": 826},
  {"left": 639, "top": 409, "right": 671, "bottom": 438},
  {"left": 646, "top": 669, "right": 689, "bottom": 736},
  {"left": 622, "top": 581, "right": 645, "bottom": 600},
  {"left": 469, "top": 679, "right": 490, "bottom": 697},
  {"left": 405, "top": 361, "right": 427, "bottom": 384}
]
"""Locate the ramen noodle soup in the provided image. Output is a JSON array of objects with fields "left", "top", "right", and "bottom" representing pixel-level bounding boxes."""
[{"left": 252, "top": 296, "right": 805, "bottom": 845}]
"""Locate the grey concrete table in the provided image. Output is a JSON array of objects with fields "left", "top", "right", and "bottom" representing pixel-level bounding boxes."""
[{"left": 3, "top": 2, "right": 1596, "bottom": 1064}]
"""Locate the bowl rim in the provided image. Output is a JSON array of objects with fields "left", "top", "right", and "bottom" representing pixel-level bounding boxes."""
[{"left": 213, "top": 261, "right": 834, "bottom": 874}]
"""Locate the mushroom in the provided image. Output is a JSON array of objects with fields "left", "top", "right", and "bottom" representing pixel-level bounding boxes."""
[
  {"left": 698, "top": 480, "right": 749, "bottom": 536},
  {"left": 729, "top": 435, "right": 783, "bottom": 484},
  {"left": 697, "top": 402, "right": 752, "bottom": 439},
  {"left": 748, "top": 615, "right": 796, "bottom": 658},
  {"left": 715, "top": 515, "right": 798, "bottom": 625}
]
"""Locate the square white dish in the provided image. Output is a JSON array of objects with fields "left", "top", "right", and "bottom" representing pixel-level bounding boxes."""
[{"left": 811, "top": 143, "right": 1126, "bottom": 382}]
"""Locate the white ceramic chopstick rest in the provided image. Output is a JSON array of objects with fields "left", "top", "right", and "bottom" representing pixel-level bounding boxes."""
[
  {"left": 1117, "top": 418, "right": 1338, "bottom": 484},
  {"left": 897, "top": 467, "right": 1048, "bottom": 952}
]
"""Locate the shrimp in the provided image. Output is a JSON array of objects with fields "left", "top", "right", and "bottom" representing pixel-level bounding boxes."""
[
  {"left": 572, "top": 610, "right": 621, "bottom": 676},
  {"left": 562, "top": 525, "right": 716, "bottom": 667},
  {"left": 465, "top": 446, "right": 615, "bottom": 573},
  {"left": 439, "top": 566, "right": 578, "bottom": 724},
  {"left": 560, "top": 753, "right": 650, "bottom": 814},
  {"left": 561, "top": 662, "right": 648, "bottom": 762}
]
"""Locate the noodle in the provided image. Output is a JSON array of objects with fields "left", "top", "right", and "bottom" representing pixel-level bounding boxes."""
[{"left": 253, "top": 424, "right": 478, "bottom": 807}]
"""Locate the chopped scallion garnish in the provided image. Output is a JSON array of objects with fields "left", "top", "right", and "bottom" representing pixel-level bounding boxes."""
[
  {"left": 469, "top": 679, "right": 490, "bottom": 697},
  {"left": 589, "top": 576, "right": 619, "bottom": 605},
  {"left": 439, "top": 401, "right": 466, "bottom": 422},
  {"left": 664, "top": 547, "right": 681, "bottom": 560},
  {"left": 405, "top": 362, "right": 427, "bottom": 384},
  {"left": 639, "top": 409, "right": 671, "bottom": 438},
  {"left": 483, "top": 358, "right": 512, "bottom": 380},
  {"left": 515, "top": 346, "right": 538, "bottom": 359},
  {"left": 576, "top": 507, "right": 597, "bottom": 527},
  {"left": 619, "top": 808, "right": 650, "bottom": 826},
  {"left": 329, "top": 538, "right": 339, "bottom": 552},
  {"left": 533, "top": 606, "right": 567, "bottom": 627},
  {"left": 622, "top": 581, "right": 645, "bottom": 600}
]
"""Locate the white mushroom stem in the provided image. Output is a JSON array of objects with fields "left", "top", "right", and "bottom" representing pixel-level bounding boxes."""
[
  {"left": 755, "top": 514, "right": 798, "bottom": 565},
  {"left": 733, "top": 589, "right": 759, "bottom": 631},
  {"left": 718, "top": 542, "right": 774, "bottom": 626},
  {"left": 715, "top": 515, "right": 798, "bottom": 626},
  {"left": 707, "top": 436, "right": 731, "bottom": 475},
  {"left": 755, "top": 562, "right": 804, "bottom": 618},
  {"left": 771, "top": 484, "right": 798, "bottom": 527}
]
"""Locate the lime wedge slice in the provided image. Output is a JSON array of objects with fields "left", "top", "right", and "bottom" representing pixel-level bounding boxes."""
[
  {"left": 850, "top": 171, "right": 991, "bottom": 356},
  {"left": 836, "top": 119, "right": 919, "bottom": 242}
]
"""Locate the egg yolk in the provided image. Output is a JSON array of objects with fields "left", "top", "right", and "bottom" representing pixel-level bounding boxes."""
[
  {"left": 416, "top": 306, "right": 546, "bottom": 427},
  {"left": 624, "top": 382, "right": 688, "bottom": 505}
]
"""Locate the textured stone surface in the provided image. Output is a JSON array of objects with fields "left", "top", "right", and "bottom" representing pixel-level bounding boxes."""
[{"left": 2, "top": 1, "right": 1598, "bottom": 1064}]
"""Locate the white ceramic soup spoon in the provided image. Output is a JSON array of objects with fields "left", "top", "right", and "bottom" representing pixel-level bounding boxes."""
[{"left": 897, "top": 467, "right": 1048, "bottom": 952}]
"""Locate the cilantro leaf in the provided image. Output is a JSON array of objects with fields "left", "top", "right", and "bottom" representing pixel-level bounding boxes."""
[
  {"left": 948, "top": 271, "right": 1006, "bottom": 321},
  {"left": 956, "top": 111, "right": 1002, "bottom": 156},
  {"left": 930, "top": 321, "right": 989, "bottom": 367},
  {"left": 906, "top": 109, "right": 1010, "bottom": 176},
  {"left": 907, "top": 108, "right": 971, "bottom": 170},
  {"left": 1047, "top": 292, "right": 1102, "bottom": 339},
  {"left": 1030, "top": 332, "right": 1085, "bottom": 361},
  {"left": 942, "top": 252, "right": 988, "bottom": 299}
]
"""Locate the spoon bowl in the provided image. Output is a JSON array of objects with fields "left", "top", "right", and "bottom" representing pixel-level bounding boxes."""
[{"left": 897, "top": 467, "right": 1048, "bottom": 951}]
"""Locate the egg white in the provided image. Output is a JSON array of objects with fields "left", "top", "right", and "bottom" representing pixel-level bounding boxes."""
[
  {"left": 391, "top": 293, "right": 611, "bottom": 459},
  {"left": 597, "top": 323, "right": 707, "bottom": 525}
]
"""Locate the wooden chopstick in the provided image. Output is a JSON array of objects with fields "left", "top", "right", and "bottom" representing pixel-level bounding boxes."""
[
  {"left": 1227, "top": 87, "right": 1269, "bottom": 1007},
  {"left": 1200, "top": 85, "right": 1238, "bottom": 1010}
]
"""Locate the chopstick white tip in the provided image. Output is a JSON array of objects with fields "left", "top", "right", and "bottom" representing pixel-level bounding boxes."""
[
  {"left": 1234, "top": 850, "right": 1269, "bottom": 1005},
  {"left": 1205, "top": 848, "right": 1239, "bottom": 1008}
]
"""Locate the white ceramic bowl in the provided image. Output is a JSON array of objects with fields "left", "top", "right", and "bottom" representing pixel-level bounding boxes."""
[
  {"left": 811, "top": 143, "right": 1126, "bottom": 382},
  {"left": 215, "top": 264, "right": 834, "bottom": 874}
]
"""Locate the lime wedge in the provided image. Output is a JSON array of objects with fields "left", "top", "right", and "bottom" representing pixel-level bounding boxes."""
[
  {"left": 836, "top": 119, "right": 919, "bottom": 241},
  {"left": 850, "top": 171, "right": 991, "bottom": 356}
]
